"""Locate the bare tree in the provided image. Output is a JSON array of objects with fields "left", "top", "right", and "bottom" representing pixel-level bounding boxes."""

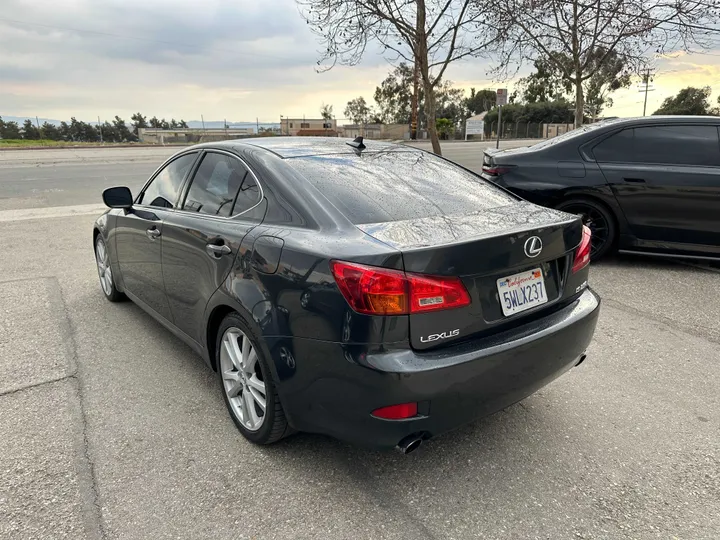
[
  {"left": 491, "top": 0, "right": 719, "bottom": 127},
  {"left": 297, "top": 0, "right": 501, "bottom": 155}
]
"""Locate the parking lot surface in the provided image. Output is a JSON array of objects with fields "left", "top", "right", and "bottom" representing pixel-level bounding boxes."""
[{"left": 0, "top": 145, "right": 718, "bottom": 539}]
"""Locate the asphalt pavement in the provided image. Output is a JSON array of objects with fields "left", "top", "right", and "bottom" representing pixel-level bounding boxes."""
[{"left": 0, "top": 143, "right": 718, "bottom": 540}]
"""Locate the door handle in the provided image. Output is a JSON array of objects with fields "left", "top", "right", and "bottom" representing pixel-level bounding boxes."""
[
  {"left": 206, "top": 243, "right": 232, "bottom": 257},
  {"left": 146, "top": 227, "right": 161, "bottom": 240},
  {"left": 623, "top": 177, "right": 646, "bottom": 183}
]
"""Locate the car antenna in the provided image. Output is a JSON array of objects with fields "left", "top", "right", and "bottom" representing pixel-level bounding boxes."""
[{"left": 346, "top": 136, "right": 366, "bottom": 153}]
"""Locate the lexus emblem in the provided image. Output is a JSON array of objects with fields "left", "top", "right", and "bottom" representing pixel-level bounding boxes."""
[{"left": 524, "top": 236, "right": 543, "bottom": 258}]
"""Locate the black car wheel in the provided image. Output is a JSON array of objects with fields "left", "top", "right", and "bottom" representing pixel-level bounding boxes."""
[
  {"left": 216, "top": 313, "right": 290, "bottom": 445},
  {"left": 95, "top": 236, "right": 125, "bottom": 302},
  {"left": 556, "top": 198, "right": 616, "bottom": 260}
]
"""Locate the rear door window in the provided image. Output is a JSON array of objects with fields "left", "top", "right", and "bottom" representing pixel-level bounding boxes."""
[
  {"left": 286, "top": 150, "right": 515, "bottom": 224},
  {"left": 182, "top": 152, "right": 260, "bottom": 217},
  {"left": 593, "top": 125, "right": 720, "bottom": 166}
]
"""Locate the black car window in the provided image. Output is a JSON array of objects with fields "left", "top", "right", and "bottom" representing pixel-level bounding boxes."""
[
  {"left": 182, "top": 153, "right": 260, "bottom": 217},
  {"left": 286, "top": 150, "right": 515, "bottom": 224},
  {"left": 138, "top": 153, "right": 197, "bottom": 208},
  {"left": 592, "top": 129, "right": 635, "bottom": 162},
  {"left": 594, "top": 125, "right": 720, "bottom": 166},
  {"left": 634, "top": 125, "right": 720, "bottom": 166}
]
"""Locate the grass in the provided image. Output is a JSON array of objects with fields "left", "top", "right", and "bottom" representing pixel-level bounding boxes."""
[{"left": 0, "top": 139, "right": 78, "bottom": 147}]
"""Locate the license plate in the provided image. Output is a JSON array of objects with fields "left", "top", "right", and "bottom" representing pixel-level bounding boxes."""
[{"left": 496, "top": 268, "right": 547, "bottom": 317}]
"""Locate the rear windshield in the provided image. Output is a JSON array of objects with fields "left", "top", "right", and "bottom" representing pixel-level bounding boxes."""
[{"left": 286, "top": 150, "right": 515, "bottom": 224}]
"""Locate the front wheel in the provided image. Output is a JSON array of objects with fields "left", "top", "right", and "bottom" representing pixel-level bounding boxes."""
[
  {"left": 217, "top": 313, "right": 290, "bottom": 445},
  {"left": 556, "top": 199, "right": 617, "bottom": 261},
  {"left": 95, "top": 236, "right": 125, "bottom": 302}
]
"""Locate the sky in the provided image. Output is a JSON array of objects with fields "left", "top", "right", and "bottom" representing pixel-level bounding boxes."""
[{"left": 2, "top": 0, "right": 720, "bottom": 124}]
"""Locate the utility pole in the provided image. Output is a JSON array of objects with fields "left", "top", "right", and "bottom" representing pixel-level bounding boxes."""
[
  {"left": 201, "top": 114, "right": 206, "bottom": 134},
  {"left": 639, "top": 69, "right": 654, "bottom": 116},
  {"left": 411, "top": 56, "right": 419, "bottom": 140},
  {"left": 98, "top": 116, "right": 103, "bottom": 143}
]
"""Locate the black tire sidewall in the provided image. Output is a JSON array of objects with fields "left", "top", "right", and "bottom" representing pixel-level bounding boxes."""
[
  {"left": 557, "top": 198, "right": 616, "bottom": 260},
  {"left": 216, "top": 313, "right": 279, "bottom": 444}
]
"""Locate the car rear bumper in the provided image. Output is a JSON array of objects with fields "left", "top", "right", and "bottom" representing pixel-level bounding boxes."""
[{"left": 277, "top": 288, "right": 600, "bottom": 449}]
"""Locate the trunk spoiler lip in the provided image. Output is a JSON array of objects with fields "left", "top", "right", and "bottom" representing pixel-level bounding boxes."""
[{"left": 356, "top": 204, "right": 580, "bottom": 252}]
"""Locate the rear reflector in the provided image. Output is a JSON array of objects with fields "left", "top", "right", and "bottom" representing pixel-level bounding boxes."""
[
  {"left": 572, "top": 225, "right": 592, "bottom": 273},
  {"left": 330, "top": 260, "right": 471, "bottom": 316},
  {"left": 372, "top": 402, "right": 418, "bottom": 420}
]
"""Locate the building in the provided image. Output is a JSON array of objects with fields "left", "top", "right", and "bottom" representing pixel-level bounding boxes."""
[
  {"left": 138, "top": 127, "right": 253, "bottom": 144},
  {"left": 279, "top": 118, "right": 337, "bottom": 136},
  {"left": 340, "top": 123, "right": 409, "bottom": 140}
]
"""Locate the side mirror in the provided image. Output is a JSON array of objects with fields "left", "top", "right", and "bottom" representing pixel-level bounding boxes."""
[{"left": 103, "top": 186, "right": 133, "bottom": 209}]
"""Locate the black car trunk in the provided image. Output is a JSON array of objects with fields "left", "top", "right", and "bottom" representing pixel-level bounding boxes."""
[{"left": 358, "top": 202, "right": 583, "bottom": 350}]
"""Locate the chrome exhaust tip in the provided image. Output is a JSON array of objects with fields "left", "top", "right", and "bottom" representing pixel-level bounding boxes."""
[{"left": 396, "top": 434, "right": 424, "bottom": 454}]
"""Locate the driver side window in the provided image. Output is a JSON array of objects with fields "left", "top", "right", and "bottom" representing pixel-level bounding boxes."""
[{"left": 139, "top": 152, "right": 197, "bottom": 208}]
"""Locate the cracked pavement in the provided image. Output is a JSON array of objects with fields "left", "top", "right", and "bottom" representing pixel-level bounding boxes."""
[{"left": 0, "top": 146, "right": 718, "bottom": 539}]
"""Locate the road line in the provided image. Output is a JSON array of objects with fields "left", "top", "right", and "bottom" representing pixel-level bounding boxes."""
[{"left": 0, "top": 204, "right": 106, "bottom": 222}]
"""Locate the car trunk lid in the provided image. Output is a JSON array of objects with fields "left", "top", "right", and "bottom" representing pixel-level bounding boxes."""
[{"left": 357, "top": 202, "right": 583, "bottom": 350}]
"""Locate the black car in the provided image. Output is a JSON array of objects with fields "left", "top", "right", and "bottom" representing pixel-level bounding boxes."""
[
  {"left": 482, "top": 116, "right": 720, "bottom": 260},
  {"left": 93, "top": 137, "right": 600, "bottom": 452}
]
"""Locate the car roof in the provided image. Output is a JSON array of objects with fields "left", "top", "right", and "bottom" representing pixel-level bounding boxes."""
[
  {"left": 204, "top": 137, "right": 415, "bottom": 159},
  {"left": 599, "top": 115, "right": 720, "bottom": 126}
]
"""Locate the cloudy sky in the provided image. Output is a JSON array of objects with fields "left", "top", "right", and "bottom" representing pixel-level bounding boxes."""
[{"left": 2, "top": 0, "right": 720, "bottom": 124}]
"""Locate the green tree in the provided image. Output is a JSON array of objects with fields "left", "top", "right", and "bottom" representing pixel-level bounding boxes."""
[
  {"left": 0, "top": 117, "right": 21, "bottom": 139},
  {"left": 22, "top": 119, "right": 41, "bottom": 140},
  {"left": 344, "top": 96, "right": 373, "bottom": 131},
  {"left": 465, "top": 88, "right": 496, "bottom": 115},
  {"left": 653, "top": 87, "right": 714, "bottom": 116},
  {"left": 435, "top": 82, "right": 467, "bottom": 129},
  {"left": 113, "top": 116, "right": 136, "bottom": 142},
  {"left": 59, "top": 121, "right": 70, "bottom": 141},
  {"left": 149, "top": 116, "right": 162, "bottom": 128},
  {"left": 41, "top": 122, "right": 62, "bottom": 141},
  {"left": 373, "top": 63, "right": 416, "bottom": 124},
  {"left": 178, "top": 119, "right": 189, "bottom": 128},
  {"left": 320, "top": 103, "right": 334, "bottom": 121},
  {"left": 436, "top": 117, "right": 454, "bottom": 139},
  {"left": 130, "top": 112, "right": 148, "bottom": 135}
]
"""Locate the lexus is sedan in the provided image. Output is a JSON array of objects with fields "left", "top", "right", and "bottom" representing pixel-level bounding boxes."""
[
  {"left": 482, "top": 116, "right": 720, "bottom": 261},
  {"left": 93, "top": 137, "right": 600, "bottom": 452}
]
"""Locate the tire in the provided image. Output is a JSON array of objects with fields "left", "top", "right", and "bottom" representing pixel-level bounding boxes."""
[
  {"left": 556, "top": 198, "right": 617, "bottom": 261},
  {"left": 94, "top": 236, "right": 125, "bottom": 302},
  {"left": 216, "top": 313, "right": 290, "bottom": 445}
]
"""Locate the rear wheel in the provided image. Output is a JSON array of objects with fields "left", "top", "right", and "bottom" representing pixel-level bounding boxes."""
[
  {"left": 216, "top": 313, "right": 289, "bottom": 445},
  {"left": 556, "top": 198, "right": 616, "bottom": 261},
  {"left": 95, "top": 236, "right": 124, "bottom": 302}
]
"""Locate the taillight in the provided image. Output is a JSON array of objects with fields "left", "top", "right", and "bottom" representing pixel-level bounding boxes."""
[
  {"left": 572, "top": 225, "right": 592, "bottom": 273},
  {"left": 481, "top": 165, "right": 513, "bottom": 176},
  {"left": 407, "top": 273, "right": 471, "bottom": 313},
  {"left": 329, "top": 260, "right": 471, "bottom": 316},
  {"left": 372, "top": 402, "right": 418, "bottom": 420}
]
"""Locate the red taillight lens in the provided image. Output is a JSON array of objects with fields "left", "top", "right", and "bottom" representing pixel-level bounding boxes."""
[
  {"left": 329, "top": 260, "right": 408, "bottom": 315},
  {"left": 372, "top": 402, "right": 418, "bottom": 420},
  {"left": 481, "top": 165, "right": 513, "bottom": 176},
  {"left": 572, "top": 225, "right": 592, "bottom": 273},
  {"left": 407, "top": 273, "right": 471, "bottom": 313},
  {"left": 329, "top": 260, "right": 471, "bottom": 315}
]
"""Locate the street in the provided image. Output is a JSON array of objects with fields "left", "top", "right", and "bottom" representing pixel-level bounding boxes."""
[{"left": 1, "top": 144, "right": 719, "bottom": 539}]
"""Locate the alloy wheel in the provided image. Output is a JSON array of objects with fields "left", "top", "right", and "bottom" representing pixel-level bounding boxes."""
[
  {"left": 219, "top": 328, "right": 267, "bottom": 431},
  {"left": 95, "top": 237, "right": 114, "bottom": 295},
  {"left": 560, "top": 203, "right": 610, "bottom": 259}
]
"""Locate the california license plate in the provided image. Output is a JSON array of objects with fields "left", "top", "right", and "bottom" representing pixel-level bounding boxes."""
[{"left": 497, "top": 268, "right": 547, "bottom": 317}]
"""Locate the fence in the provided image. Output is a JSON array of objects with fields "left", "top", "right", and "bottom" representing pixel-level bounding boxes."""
[{"left": 479, "top": 122, "right": 575, "bottom": 140}]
